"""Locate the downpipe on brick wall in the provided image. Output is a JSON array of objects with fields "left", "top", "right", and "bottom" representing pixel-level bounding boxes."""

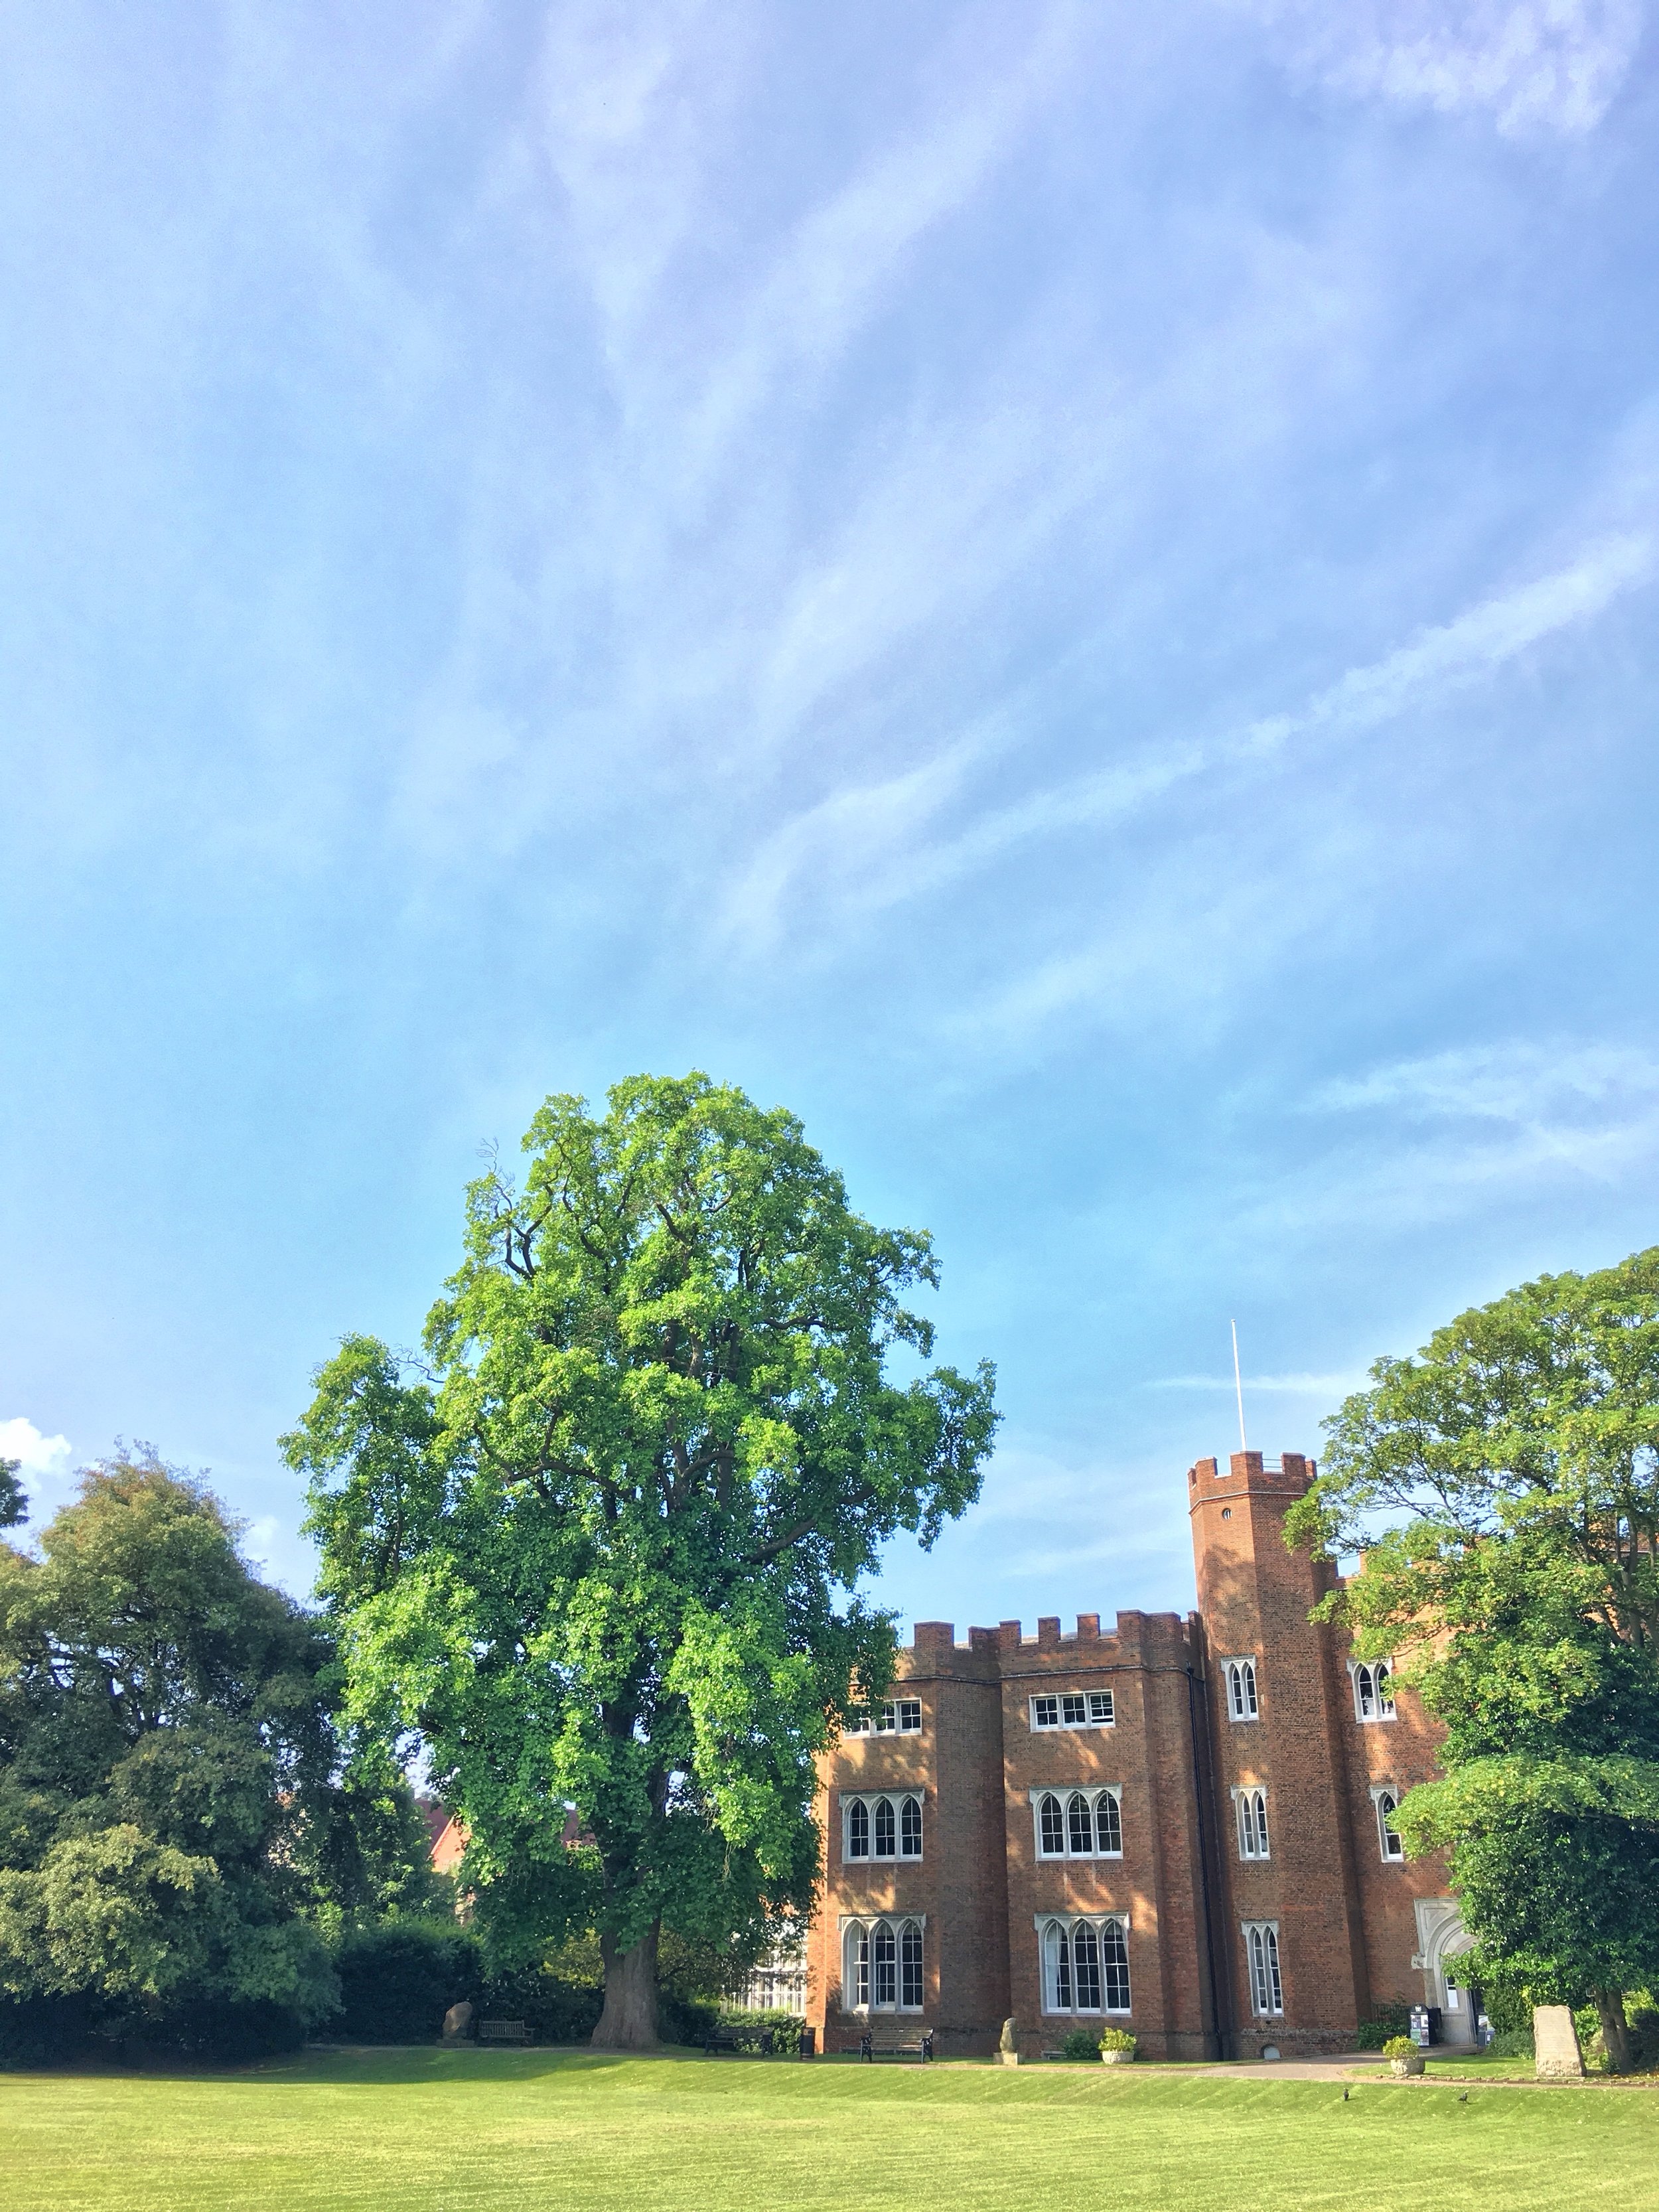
[{"left": 1185, "top": 1664, "right": 1225, "bottom": 2062}]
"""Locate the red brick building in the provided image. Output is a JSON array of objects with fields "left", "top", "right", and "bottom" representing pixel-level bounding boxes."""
[{"left": 806, "top": 1448, "right": 1474, "bottom": 2059}]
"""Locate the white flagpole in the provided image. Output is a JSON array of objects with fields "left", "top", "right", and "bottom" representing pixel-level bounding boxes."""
[{"left": 1230, "top": 1320, "right": 1247, "bottom": 1451}]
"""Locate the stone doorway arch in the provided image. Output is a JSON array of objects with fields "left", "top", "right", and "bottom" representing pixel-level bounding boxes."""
[{"left": 1412, "top": 1897, "right": 1478, "bottom": 2047}]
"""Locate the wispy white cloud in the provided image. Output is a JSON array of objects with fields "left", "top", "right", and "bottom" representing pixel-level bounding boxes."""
[
  {"left": 1310, "top": 1038, "right": 1659, "bottom": 1127},
  {"left": 929, "top": 534, "right": 1653, "bottom": 1046},
  {"left": 1240, "top": 0, "right": 1644, "bottom": 137},
  {"left": 1248, "top": 1038, "right": 1659, "bottom": 1239},
  {"left": 1240, "top": 530, "right": 1654, "bottom": 758}
]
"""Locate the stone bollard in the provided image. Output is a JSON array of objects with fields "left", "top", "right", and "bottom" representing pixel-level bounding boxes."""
[
  {"left": 997, "top": 2016, "right": 1020, "bottom": 2067},
  {"left": 442, "top": 2000, "right": 474, "bottom": 2043},
  {"left": 1532, "top": 2006, "right": 1583, "bottom": 2081}
]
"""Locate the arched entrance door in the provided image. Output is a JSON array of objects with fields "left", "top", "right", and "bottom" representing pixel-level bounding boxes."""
[{"left": 1412, "top": 1898, "right": 1478, "bottom": 2048}]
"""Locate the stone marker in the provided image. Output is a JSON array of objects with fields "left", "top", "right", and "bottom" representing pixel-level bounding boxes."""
[
  {"left": 998, "top": 2016, "right": 1020, "bottom": 2067},
  {"left": 1532, "top": 2005, "right": 1583, "bottom": 2081},
  {"left": 442, "top": 2000, "right": 474, "bottom": 2042}
]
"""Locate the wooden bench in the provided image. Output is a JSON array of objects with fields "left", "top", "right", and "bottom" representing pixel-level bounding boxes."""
[
  {"left": 859, "top": 2029, "right": 934, "bottom": 2063},
  {"left": 477, "top": 2020, "right": 531, "bottom": 2045}
]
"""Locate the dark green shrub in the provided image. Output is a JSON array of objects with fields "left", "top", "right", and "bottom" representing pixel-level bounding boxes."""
[
  {"left": 1354, "top": 2002, "right": 1413, "bottom": 2049},
  {"left": 476, "top": 1967, "right": 604, "bottom": 2045},
  {"left": 660, "top": 1993, "right": 719, "bottom": 2046},
  {"left": 1484, "top": 2028, "right": 1534, "bottom": 2058},
  {"left": 132, "top": 1998, "right": 309, "bottom": 2059},
  {"left": 716, "top": 2007, "right": 802, "bottom": 2054},
  {"left": 1060, "top": 2027, "right": 1100, "bottom": 2062},
  {"left": 332, "top": 1921, "right": 482, "bottom": 2042},
  {"left": 2, "top": 1990, "right": 308, "bottom": 2069},
  {"left": 0, "top": 1995, "right": 91, "bottom": 2069}
]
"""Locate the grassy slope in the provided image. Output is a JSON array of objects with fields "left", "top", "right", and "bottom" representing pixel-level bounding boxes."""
[{"left": 4, "top": 2048, "right": 1655, "bottom": 2212}]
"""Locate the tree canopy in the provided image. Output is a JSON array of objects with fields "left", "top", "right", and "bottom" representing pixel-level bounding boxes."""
[
  {"left": 1286, "top": 1250, "right": 1659, "bottom": 2062},
  {"left": 284, "top": 1072, "right": 999, "bottom": 2045},
  {"left": 0, "top": 1453, "right": 444, "bottom": 2058}
]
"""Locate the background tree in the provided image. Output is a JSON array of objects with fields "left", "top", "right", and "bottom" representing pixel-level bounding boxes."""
[
  {"left": 1287, "top": 1250, "right": 1659, "bottom": 2067},
  {"left": 0, "top": 1451, "right": 444, "bottom": 2057},
  {"left": 0, "top": 1454, "right": 340, "bottom": 2050},
  {"left": 284, "top": 1073, "right": 999, "bottom": 2047}
]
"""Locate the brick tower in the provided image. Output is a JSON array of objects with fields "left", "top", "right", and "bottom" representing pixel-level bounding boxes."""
[{"left": 1187, "top": 1449, "right": 1372, "bottom": 2054}]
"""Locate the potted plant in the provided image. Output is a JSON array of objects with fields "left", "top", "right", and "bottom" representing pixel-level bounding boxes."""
[
  {"left": 1382, "top": 2034, "right": 1424, "bottom": 2077},
  {"left": 1099, "top": 2029, "right": 1137, "bottom": 2065}
]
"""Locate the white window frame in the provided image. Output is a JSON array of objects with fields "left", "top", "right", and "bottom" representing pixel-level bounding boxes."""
[
  {"left": 1243, "top": 1920, "right": 1283, "bottom": 2017},
  {"left": 1029, "top": 1785, "right": 1123, "bottom": 1860},
  {"left": 844, "top": 1697, "right": 923, "bottom": 1735},
  {"left": 841, "top": 1791, "right": 924, "bottom": 1864},
  {"left": 1035, "top": 1914, "right": 1132, "bottom": 2016},
  {"left": 1222, "top": 1657, "right": 1259, "bottom": 1722},
  {"left": 1029, "top": 1688, "right": 1116, "bottom": 1732},
  {"left": 1349, "top": 1658, "right": 1397, "bottom": 1724},
  {"left": 1232, "top": 1785, "right": 1270, "bottom": 1861},
  {"left": 1371, "top": 1784, "right": 1405, "bottom": 1862},
  {"left": 840, "top": 1915, "right": 926, "bottom": 2014}
]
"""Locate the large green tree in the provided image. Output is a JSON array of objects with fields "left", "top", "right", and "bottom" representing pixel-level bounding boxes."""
[
  {"left": 284, "top": 1073, "right": 999, "bottom": 2046},
  {"left": 1286, "top": 1249, "right": 1659, "bottom": 2066}
]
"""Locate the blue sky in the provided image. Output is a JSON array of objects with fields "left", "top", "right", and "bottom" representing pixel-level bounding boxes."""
[{"left": 4, "top": 2, "right": 1658, "bottom": 1639}]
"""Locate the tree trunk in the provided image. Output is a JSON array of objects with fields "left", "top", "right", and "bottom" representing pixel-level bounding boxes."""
[
  {"left": 592, "top": 1921, "right": 661, "bottom": 2050},
  {"left": 1593, "top": 1988, "right": 1632, "bottom": 2074}
]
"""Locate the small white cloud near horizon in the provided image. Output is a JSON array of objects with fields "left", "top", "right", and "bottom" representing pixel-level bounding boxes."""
[
  {"left": 0, "top": 1417, "right": 71, "bottom": 1478},
  {"left": 1241, "top": 0, "right": 1644, "bottom": 138}
]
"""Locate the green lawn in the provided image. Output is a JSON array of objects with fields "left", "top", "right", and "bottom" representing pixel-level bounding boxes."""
[{"left": 4, "top": 2046, "right": 1655, "bottom": 2212}]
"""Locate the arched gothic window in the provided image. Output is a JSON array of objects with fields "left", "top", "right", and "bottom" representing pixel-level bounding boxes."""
[
  {"left": 1352, "top": 1659, "right": 1398, "bottom": 1722},
  {"left": 900, "top": 1796, "right": 922, "bottom": 1858},
  {"left": 873, "top": 1920, "right": 897, "bottom": 2007},
  {"left": 1068, "top": 1792, "right": 1094, "bottom": 1855},
  {"left": 1226, "top": 1659, "right": 1259, "bottom": 1721},
  {"left": 1033, "top": 1787, "right": 1123, "bottom": 1858},
  {"left": 1245, "top": 1921, "right": 1283, "bottom": 2016},
  {"left": 1072, "top": 1921, "right": 1102, "bottom": 2012},
  {"left": 847, "top": 1923, "right": 869, "bottom": 2008},
  {"left": 1096, "top": 1791, "right": 1121, "bottom": 1856},
  {"left": 844, "top": 1793, "right": 924, "bottom": 1864},
  {"left": 843, "top": 1918, "right": 924, "bottom": 2013},
  {"left": 1043, "top": 1919, "right": 1072, "bottom": 2012},
  {"left": 1101, "top": 1919, "right": 1131, "bottom": 2012},
  {"left": 1235, "top": 1787, "right": 1269, "bottom": 1860},
  {"left": 901, "top": 1919, "right": 923, "bottom": 2009},
  {"left": 1040, "top": 1793, "right": 1064, "bottom": 1855},
  {"left": 1039, "top": 1916, "right": 1131, "bottom": 2016},
  {"left": 1375, "top": 1789, "right": 1404, "bottom": 1860}
]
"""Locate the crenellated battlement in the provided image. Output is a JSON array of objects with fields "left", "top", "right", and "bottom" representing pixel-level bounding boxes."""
[{"left": 907, "top": 1611, "right": 1191, "bottom": 1655}]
